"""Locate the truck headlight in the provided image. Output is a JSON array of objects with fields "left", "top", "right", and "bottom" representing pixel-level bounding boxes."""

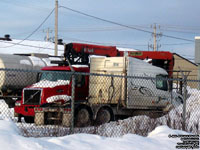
[{"left": 15, "top": 101, "right": 21, "bottom": 107}]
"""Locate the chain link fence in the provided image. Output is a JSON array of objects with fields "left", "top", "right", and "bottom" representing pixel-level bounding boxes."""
[{"left": 0, "top": 68, "right": 199, "bottom": 137}]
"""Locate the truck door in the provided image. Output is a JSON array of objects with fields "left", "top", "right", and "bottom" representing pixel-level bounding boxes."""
[
  {"left": 153, "top": 74, "right": 170, "bottom": 107},
  {"left": 74, "top": 75, "right": 88, "bottom": 100},
  {"left": 127, "top": 74, "right": 170, "bottom": 108}
]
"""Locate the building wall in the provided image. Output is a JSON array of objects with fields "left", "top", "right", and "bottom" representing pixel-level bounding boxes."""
[{"left": 173, "top": 54, "right": 198, "bottom": 89}]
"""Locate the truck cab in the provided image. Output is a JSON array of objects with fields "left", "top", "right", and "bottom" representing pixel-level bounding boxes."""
[{"left": 14, "top": 65, "right": 89, "bottom": 123}]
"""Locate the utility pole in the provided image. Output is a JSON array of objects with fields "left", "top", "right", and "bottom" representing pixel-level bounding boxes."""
[
  {"left": 148, "top": 24, "right": 162, "bottom": 51},
  {"left": 54, "top": 0, "right": 58, "bottom": 56},
  {"left": 43, "top": 28, "right": 52, "bottom": 42},
  {"left": 153, "top": 24, "right": 157, "bottom": 51}
]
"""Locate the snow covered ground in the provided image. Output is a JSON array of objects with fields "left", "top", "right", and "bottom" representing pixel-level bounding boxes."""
[{"left": 0, "top": 120, "right": 192, "bottom": 150}]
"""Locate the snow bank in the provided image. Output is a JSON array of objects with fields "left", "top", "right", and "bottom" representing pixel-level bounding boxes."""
[
  {"left": 0, "top": 100, "right": 14, "bottom": 120},
  {"left": 0, "top": 121, "right": 191, "bottom": 150},
  {"left": 159, "top": 86, "right": 200, "bottom": 134},
  {"left": 32, "top": 80, "right": 70, "bottom": 88},
  {"left": 88, "top": 85, "right": 200, "bottom": 137}
]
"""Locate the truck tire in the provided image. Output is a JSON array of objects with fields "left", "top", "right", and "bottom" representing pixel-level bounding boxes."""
[
  {"left": 34, "top": 112, "right": 44, "bottom": 125},
  {"left": 75, "top": 108, "right": 91, "bottom": 127},
  {"left": 95, "top": 108, "right": 113, "bottom": 125},
  {"left": 24, "top": 116, "right": 34, "bottom": 123}
]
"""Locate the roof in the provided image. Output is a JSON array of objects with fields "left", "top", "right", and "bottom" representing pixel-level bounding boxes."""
[
  {"left": 0, "top": 39, "right": 64, "bottom": 56},
  {"left": 173, "top": 53, "right": 197, "bottom": 67}
]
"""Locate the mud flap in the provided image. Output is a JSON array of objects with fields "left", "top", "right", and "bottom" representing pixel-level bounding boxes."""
[
  {"left": 34, "top": 112, "right": 44, "bottom": 125},
  {"left": 62, "top": 113, "right": 71, "bottom": 127}
]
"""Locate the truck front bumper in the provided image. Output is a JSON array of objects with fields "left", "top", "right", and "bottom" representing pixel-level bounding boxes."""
[
  {"left": 34, "top": 107, "right": 72, "bottom": 127},
  {"left": 14, "top": 105, "right": 40, "bottom": 117}
]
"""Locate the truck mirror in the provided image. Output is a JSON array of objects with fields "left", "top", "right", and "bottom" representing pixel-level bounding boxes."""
[{"left": 75, "top": 75, "right": 85, "bottom": 87}]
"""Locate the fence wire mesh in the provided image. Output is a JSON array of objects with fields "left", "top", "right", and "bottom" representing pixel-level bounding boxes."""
[{"left": 0, "top": 68, "right": 199, "bottom": 137}]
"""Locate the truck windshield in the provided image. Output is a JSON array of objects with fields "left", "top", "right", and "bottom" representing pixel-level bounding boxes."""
[
  {"left": 156, "top": 75, "right": 168, "bottom": 91},
  {"left": 39, "top": 71, "right": 71, "bottom": 81}
]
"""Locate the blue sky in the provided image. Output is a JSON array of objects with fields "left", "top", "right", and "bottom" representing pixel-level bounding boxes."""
[{"left": 0, "top": 0, "right": 200, "bottom": 60}]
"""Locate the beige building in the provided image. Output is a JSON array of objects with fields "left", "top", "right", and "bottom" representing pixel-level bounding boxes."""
[{"left": 173, "top": 53, "right": 198, "bottom": 89}]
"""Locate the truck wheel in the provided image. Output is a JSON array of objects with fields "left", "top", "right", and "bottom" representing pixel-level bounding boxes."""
[
  {"left": 75, "top": 108, "right": 91, "bottom": 127},
  {"left": 24, "top": 116, "right": 34, "bottom": 123},
  {"left": 95, "top": 108, "right": 113, "bottom": 125}
]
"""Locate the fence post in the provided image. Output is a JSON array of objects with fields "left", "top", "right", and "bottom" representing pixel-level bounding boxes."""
[
  {"left": 182, "top": 76, "right": 187, "bottom": 131},
  {"left": 70, "top": 73, "right": 75, "bottom": 134},
  {"left": 177, "top": 67, "right": 190, "bottom": 131}
]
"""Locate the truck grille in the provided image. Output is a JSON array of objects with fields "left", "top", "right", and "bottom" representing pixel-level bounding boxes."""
[{"left": 23, "top": 89, "right": 42, "bottom": 105}]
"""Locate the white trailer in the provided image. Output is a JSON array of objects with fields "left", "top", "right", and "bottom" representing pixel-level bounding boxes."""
[{"left": 84, "top": 56, "right": 173, "bottom": 125}]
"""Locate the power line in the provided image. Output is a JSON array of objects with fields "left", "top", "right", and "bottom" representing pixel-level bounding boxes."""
[
  {"left": 0, "top": 8, "right": 55, "bottom": 48},
  {"left": 61, "top": 36, "right": 123, "bottom": 45},
  {"left": 9, "top": 25, "right": 148, "bottom": 37},
  {"left": 59, "top": 6, "right": 154, "bottom": 33},
  {"left": 60, "top": 6, "right": 194, "bottom": 42},
  {"left": 159, "top": 24, "right": 200, "bottom": 31},
  {"left": 162, "top": 43, "right": 193, "bottom": 46},
  {"left": 60, "top": 35, "right": 193, "bottom": 48},
  {"left": 57, "top": 26, "right": 149, "bottom": 33},
  {"left": 59, "top": 35, "right": 147, "bottom": 48},
  {"left": 160, "top": 28, "right": 200, "bottom": 35}
]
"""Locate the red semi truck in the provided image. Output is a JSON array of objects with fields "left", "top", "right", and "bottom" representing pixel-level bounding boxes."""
[
  {"left": 14, "top": 43, "right": 176, "bottom": 126},
  {"left": 14, "top": 65, "right": 89, "bottom": 125}
]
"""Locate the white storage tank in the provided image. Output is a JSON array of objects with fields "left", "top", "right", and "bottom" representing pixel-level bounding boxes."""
[{"left": 0, "top": 53, "right": 47, "bottom": 91}]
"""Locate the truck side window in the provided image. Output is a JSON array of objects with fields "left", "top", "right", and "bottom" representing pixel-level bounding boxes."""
[
  {"left": 156, "top": 75, "right": 168, "bottom": 91},
  {"left": 75, "top": 75, "right": 85, "bottom": 87}
]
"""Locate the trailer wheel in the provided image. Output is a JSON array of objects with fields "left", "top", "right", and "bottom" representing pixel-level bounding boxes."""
[
  {"left": 95, "top": 107, "right": 113, "bottom": 125},
  {"left": 75, "top": 108, "right": 91, "bottom": 127},
  {"left": 24, "top": 116, "right": 34, "bottom": 123}
]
